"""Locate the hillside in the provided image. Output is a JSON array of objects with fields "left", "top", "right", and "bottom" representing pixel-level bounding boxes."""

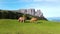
[
  {"left": 0, "top": 9, "right": 47, "bottom": 20},
  {"left": 0, "top": 19, "right": 60, "bottom": 34}
]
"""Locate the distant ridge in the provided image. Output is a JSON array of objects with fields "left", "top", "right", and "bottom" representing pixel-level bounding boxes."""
[{"left": 47, "top": 17, "right": 60, "bottom": 22}]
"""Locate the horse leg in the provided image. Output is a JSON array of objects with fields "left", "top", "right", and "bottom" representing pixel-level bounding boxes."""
[
  {"left": 30, "top": 20, "right": 33, "bottom": 23},
  {"left": 18, "top": 19, "right": 20, "bottom": 22},
  {"left": 20, "top": 20, "right": 23, "bottom": 23},
  {"left": 23, "top": 20, "right": 25, "bottom": 23},
  {"left": 35, "top": 21, "right": 37, "bottom": 24}
]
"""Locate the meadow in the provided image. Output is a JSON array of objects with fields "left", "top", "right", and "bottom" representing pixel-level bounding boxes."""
[{"left": 0, "top": 19, "right": 60, "bottom": 34}]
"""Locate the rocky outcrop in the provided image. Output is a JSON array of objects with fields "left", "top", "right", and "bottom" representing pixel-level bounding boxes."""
[{"left": 17, "top": 9, "right": 47, "bottom": 20}]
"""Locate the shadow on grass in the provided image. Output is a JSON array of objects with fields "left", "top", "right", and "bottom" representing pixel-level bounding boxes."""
[
  {"left": 18, "top": 20, "right": 43, "bottom": 24},
  {"left": 25, "top": 20, "right": 43, "bottom": 24},
  {"left": 37, "top": 21, "right": 42, "bottom": 24},
  {"left": 0, "top": 32, "right": 24, "bottom": 34}
]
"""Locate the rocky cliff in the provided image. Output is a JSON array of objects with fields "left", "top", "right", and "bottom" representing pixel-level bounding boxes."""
[{"left": 17, "top": 9, "right": 47, "bottom": 20}]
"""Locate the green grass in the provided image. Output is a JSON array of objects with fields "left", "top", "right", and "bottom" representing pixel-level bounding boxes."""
[{"left": 0, "top": 19, "right": 60, "bottom": 34}]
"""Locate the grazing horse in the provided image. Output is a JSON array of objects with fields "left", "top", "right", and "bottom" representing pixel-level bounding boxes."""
[
  {"left": 18, "top": 17, "right": 26, "bottom": 23},
  {"left": 30, "top": 17, "right": 38, "bottom": 23}
]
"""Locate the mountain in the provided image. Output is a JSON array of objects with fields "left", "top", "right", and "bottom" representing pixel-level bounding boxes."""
[
  {"left": 0, "top": 9, "right": 47, "bottom": 20},
  {"left": 17, "top": 9, "right": 47, "bottom": 20},
  {"left": 47, "top": 17, "right": 60, "bottom": 22}
]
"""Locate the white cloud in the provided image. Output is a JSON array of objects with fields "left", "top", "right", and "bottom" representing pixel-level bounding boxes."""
[
  {"left": 0, "top": 0, "right": 60, "bottom": 3},
  {"left": 45, "top": 0, "right": 60, "bottom": 2},
  {"left": 18, "top": 0, "right": 29, "bottom": 2},
  {"left": 33, "top": 0, "right": 60, "bottom": 2},
  {"left": 18, "top": 0, "right": 32, "bottom": 2},
  {"left": 24, "top": 3, "right": 60, "bottom": 17},
  {"left": 33, "top": 0, "right": 43, "bottom": 2}
]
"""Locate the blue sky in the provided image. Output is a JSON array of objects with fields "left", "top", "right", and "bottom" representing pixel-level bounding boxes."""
[{"left": 0, "top": 0, "right": 60, "bottom": 18}]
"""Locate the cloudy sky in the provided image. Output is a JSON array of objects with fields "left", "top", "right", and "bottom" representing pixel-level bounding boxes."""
[{"left": 0, "top": 0, "right": 60, "bottom": 18}]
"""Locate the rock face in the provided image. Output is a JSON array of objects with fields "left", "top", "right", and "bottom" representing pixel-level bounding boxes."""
[
  {"left": 18, "top": 9, "right": 35, "bottom": 16},
  {"left": 18, "top": 9, "right": 47, "bottom": 20},
  {"left": 35, "top": 10, "right": 43, "bottom": 17}
]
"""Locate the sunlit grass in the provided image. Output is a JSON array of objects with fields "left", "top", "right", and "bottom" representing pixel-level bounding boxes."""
[{"left": 0, "top": 19, "right": 60, "bottom": 34}]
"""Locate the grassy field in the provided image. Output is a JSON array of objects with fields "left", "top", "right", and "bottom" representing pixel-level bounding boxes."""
[{"left": 0, "top": 19, "right": 60, "bottom": 34}]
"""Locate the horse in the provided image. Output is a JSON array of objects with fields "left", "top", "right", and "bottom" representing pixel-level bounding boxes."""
[
  {"left": 18, "top": 17, "right": 26, "bottom": 23},
  {"left": 30, "top": 17, "right": 38, "bottom": 23}
]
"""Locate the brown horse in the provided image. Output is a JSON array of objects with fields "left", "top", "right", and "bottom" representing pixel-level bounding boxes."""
[
  {"left": 18, "top": 17, "right": 26, "bottom": 23},
  {"left": 30, "top": 17, "right": 38, "bottom": 23}
]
